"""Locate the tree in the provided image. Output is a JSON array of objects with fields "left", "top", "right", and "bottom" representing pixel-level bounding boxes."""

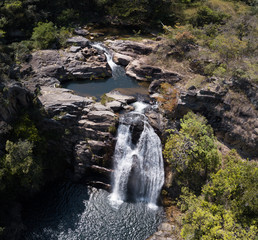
[
  {"left": 202, "top": 150, "right": 258, "bottom": 222},
  {"left": 179, "top": 151, "right": 258, "bottom": 239},
  {"left": 163, "top": 112, "right": 220, "bottom": 192},
  {"left": 3, "top": 140, "right": 42, "bottom": 192},
  {"left": 31, "top": 21, "right": 57, "bottom": 49}
]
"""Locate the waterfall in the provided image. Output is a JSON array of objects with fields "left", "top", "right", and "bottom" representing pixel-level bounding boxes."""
[
  {"left": 91, "top": 43, "right": 118, "bottom": 72},
  {"left": 110, "top": 103, "right": 164, "bottom": 209}
]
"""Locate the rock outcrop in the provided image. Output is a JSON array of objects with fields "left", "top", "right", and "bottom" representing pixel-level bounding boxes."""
[
  {"left": 22, "top": 46, "right": 111, "bottom": 91},
  {"left": 176, "top": 86, "right": 258, "bottom": 158},
  {"left": 37, "top": 86, "right": 122, "bottom": 181},
  {"left": 126, "top": 59, "right": 182, "bottom": 82},
  {"left": 106, "top": 38, "right": 258, "bottom": 159}
]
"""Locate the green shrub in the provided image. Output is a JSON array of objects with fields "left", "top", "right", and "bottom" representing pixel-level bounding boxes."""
[
  {"left": 10, "top": 40, "right": 33, "bottom": 63},
  {"left": 193, "top": 6, "right": 229, "bottom": 27},
  {"left": 179, "top": 151, "right": 258, "bottom": 239},
  {"left": 31, "top": 22, "right": 57, "bottom": 49},
  {"left": 210, "top": 34, "right": 247, "bottom": 60},
  {"left": 100, "top": 94, "right": 114, "bottom": 105},
  {"left": 57, "top": 27, "right": 73, "bottom": 48},
  {"left": 164, "top": 112, "right": 221, "bottom": 193},
  {"left": 3, "top": 140, "right": 42, "bottom": 192}
]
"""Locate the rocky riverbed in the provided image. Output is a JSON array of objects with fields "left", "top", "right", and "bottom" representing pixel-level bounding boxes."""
[{"left": 0, "top": 30, "right": 257, "bottom": 240}]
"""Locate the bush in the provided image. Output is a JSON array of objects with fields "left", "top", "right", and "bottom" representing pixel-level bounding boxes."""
[
  {"left": 10, "top": 40, "right": 33, "bottom": 63},
  {"left": 31, "top": 22, "right": 57, "bottom": 49},
  {"left": 164, "top": 112, "right": 221, "bottom": 193},
  {"left": 179, "top": 151, "right": 258, "bottom": 239},
  {"left": 3, "top": 140, "right": 42, "bottom": 192},
  {"left": 210, "top": 34, "right": 247, "bottom": 61},
  {"left": 193, "top": 6, "right": 229, "bottom": 27}
]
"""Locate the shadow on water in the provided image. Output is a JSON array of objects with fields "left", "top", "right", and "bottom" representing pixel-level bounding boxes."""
[
  {"left": 22, "top": 181, "right": 164, "bottom": 240},
  {"left": 22, "top": 181, "right": 89, "bottom": 239}
]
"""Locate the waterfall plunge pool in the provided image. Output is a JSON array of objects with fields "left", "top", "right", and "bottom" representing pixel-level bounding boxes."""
[{"left": 22, "top": 181, "right": 164, "bottom": 240}]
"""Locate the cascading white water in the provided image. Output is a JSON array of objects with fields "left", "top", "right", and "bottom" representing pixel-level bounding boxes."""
[
  {"left": 91, "top": 43, "right": 118, "bottom": 71},
  {"left": 110, "top": 103, "right": 164, "bottom": 209}
]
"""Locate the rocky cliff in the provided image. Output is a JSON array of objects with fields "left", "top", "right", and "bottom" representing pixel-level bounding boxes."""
[{"left": 106, "top": 39, "right": 258, "bottom": 159}]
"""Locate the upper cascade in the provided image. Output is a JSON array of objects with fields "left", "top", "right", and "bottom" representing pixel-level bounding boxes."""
[
  {"left": 110, "top": 102, "right": 164, "bottom": 209},
  {"left": 91, "top": 42, "right": 117, "bottom": 72}
]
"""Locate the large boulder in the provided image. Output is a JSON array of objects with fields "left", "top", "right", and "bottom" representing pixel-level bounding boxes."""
[
  {"left": 106, "top": 40, "right": 153, "bottom": 57},
  {"left": 113, "top": 52, "right": 133, "bottom": 66},
  {"left": 22, "top": 47, "right": 112, "bottom": 90},
  {"left": 66, "top": 36, "right": 90, "bottom": 47},
  {"left": 126, "top": 59, "right": 182, "bottom": 82}
]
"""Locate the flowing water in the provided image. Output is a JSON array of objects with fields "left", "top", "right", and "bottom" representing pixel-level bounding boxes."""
[
  {"left": 62, "top": 43, "right": 148, "bottom": 99},
  {"left": 110, "top": 102, "right": 164, "bottom": 210},
  {"left": 22, "top": 182, "right": 164, "bottom": 240},
  {"left": 22, "top": 103, "right": 165, "bottom": 239},
  {"left": 23, "top": 45, "right": 165, "bottom": 239}
]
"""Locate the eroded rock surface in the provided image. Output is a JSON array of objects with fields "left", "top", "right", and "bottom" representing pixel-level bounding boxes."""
[
  {"left": 38, "top": 86, "right": 119, "bottom": 181},
  {"left": 23, "top": 46, "right": 111, "bottom": 91}
]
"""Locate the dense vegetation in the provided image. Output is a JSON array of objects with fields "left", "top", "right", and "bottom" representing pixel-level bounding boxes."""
[
  {"left": 164, "top": 112, "right": 257, "bottom": 239},
  {"left": 0, "top": 103, "right": 68, "bottom": 237}
]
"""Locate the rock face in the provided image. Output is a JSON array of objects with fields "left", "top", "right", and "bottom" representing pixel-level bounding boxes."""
[
  {"left": 0, "top": 82, "right": 33, "bottom": 158},
  {"left": 126, "top": 59, "right": 182, "bottom": 82},
  {"left": 176, "top": 86, "right": 258, "bottom": 158},
  {"left": 66, "top": 36, "right": 90, "bottom": 47},
  {"left": 0, "top": 82, "right": 33, "bottom": 122},
  {"left": 107, "top": 40, "right": 153, "bottom": 57},
  {"left": 38, "top": 86, "right": 119, "bottom": 181},
  {"left": 113, "top": 52, "right": 133, "bottom": 66}
]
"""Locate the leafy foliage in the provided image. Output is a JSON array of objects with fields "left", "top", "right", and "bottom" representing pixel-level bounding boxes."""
[
  {"left": 3, "top": 140, "right": 42, "bottom": 191},
  {"left": 179, "top": 151, "right": 258, "bottom": 239},
  {"left": 192, "top": 6, "right": 229, "bottom": 27},
  {"left": 31, "top": 22, "right": 57, "bottom": 49},
  {"left": 164, "top": 112, "right": 221, "bottom": 193}
]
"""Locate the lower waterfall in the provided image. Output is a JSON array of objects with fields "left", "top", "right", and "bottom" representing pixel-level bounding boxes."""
[{"left": 110, "top": 103, "right": 164, "bottom": 209}]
